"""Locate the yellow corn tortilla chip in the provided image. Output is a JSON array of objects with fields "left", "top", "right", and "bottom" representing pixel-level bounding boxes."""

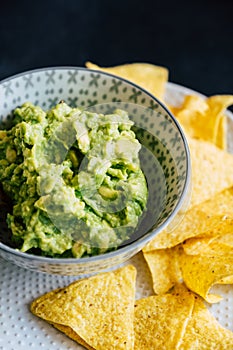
[
  {"left": 188, "top": 137, "right": 233, "bottom": 208},
  {"left": 172, "top": 94, "right": 233, "bottom": 149},
  {"left": 183, "top": 233, "right": 233, "bottom": 256},
  {"left": 144, "top": 219, "right": 233, "bottom": 302},
  {"left": 85, "top": 61, "right": 168, "bottom": 100},
  {"left": 182, "top": 94, "right": 208, "bottom": 111},
  {"left": 31, "top": 265, "right": 136, "bottom": 350},
  {"left": 143, "top": 246, "right": 182, "bottom": 294},
  {"left": 183, "top": 218, "right": 233, "bottom": 255},
  {"left": 143, "top": 212, "right": 224, "bottom": 252},
  {"left": 179, "top": 247, "right": 233, "bottom": 303},
  {"left": 216, "top": 113, "right": 227, "bottom": 149},
  {"left": 198, "top": 186, "right": 233, "bottom": 216},
  {"left": 172, "top": 95, "right": 209, "bottom": 137},
  {"left": 144, "top": 174, "right": 233, "bottom": 253},
  {"left": 51, "top": 323, "right": 94, "bottom": 350},
  {"left": 134, "top": 285, "right": 195, "bottom": 350},
  {"left": 180, "top": 296, "right": 233, "bottom": 349},
  {"left": 218, "top": 275, "right": 233, "bottom": 284},
  {"left": 208, "top": 95, "right": 233, "bottom": 115}
]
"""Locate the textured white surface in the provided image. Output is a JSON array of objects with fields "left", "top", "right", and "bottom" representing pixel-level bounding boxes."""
[{"left": 0, "top": 83, "right": 233, "bottom": 350}]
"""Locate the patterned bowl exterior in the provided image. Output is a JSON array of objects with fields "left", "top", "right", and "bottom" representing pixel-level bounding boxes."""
[{"left": 0, "top": 67, "right": 191, "bottom": 275}]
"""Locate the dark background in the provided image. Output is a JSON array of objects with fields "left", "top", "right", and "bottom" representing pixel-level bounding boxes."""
[{"left": 0, "top": 0, "right": 232, "bottom": 96}]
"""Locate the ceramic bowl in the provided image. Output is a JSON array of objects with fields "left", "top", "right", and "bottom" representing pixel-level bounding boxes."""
[{"left": 0, "top": 67, "right": 191, "bottom": 275}]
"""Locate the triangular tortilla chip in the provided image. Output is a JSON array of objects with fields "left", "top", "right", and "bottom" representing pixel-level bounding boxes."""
[
  {"left": 183, "top": 233, "right": 233, "bottom": 256},
  {"left": 134, "top": 284, "right": 195, "bottom": 350},
  {"left": 198, "top": 187, "right": 233, "bottom": 216},
  {"left": 171, "top": 94, "right": 233, "bottom": 149},
  {"left": 180, "top": 296, "right": 233, "bottom": 349},
  {"left": 144, "top": 187, "right": 233, "bottom": 251},
  {"left": 51, "top": 323, "right": 94, "bottom": 350},
  {"left": 183, "top": 217, "right": 233, "bottom": 256},
  {"left": 31, "top": 265, "right": 136, "bottom": 350},
  {"left": 143, "top": 246, "right": 182, "bottom": 294},
  {"left": 172, "top": 95, "right": 210, "bottom": 138},
  {"left": 188, "top": 137, "right": 233, "bottom": 207},
  {"left": 143, "top": 211, "right": 222, "bottom": 252},
  {"left": 179, "top": 247, "right": 233, "bottom": 303},
  {"left": 206, "top": 95, "right": 233, "bottom": 149},
  {"left": 85, "top": 61, "right": 168, "bottom": 100}
]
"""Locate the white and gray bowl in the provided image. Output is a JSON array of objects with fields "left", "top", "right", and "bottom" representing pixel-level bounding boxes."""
[{"left": 0, "top": 67, "right": 191, "bottom": 275}]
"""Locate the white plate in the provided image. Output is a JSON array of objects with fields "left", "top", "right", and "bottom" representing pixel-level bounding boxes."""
[{"left": 0, "top": 82, "right": 232, "bottom": 350}]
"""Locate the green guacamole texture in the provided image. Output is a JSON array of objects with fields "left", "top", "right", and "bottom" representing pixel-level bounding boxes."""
[{"left": 0, "top": 102, "right": 148, "bottom": 258}]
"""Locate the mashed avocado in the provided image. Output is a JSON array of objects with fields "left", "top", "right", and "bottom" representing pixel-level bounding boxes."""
[{"left": 0, "top": 102, "right": 148, "bottom": 258}]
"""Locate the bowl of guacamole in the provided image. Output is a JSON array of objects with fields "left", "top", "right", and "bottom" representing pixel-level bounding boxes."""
[{"left": 0, "top": 67, "right": 190, "bottom": 275}]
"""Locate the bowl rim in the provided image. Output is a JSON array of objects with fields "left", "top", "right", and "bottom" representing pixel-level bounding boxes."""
[{"left": 0, "top": 66, "right": 191, "bottom": 264}]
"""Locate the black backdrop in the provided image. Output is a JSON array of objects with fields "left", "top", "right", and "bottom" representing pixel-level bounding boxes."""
[{"left": 0, "top": 0, "right": 232, "bottom": 96}]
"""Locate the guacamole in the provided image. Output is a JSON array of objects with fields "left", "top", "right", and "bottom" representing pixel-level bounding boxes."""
[{"left": 0, "top": 102, "right": 148, "bottom": 258}]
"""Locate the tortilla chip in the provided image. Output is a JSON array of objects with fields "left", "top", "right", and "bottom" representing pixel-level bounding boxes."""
[
  {"left": 85, "top": 61, "right": 168, "bottom": 100},
  {"left": 199, "top": 186, "right": 233, "bottom": 216},
  {"left": 144, "top": 172, "right": 233, "bottom": 253},
  {"left": 216, "top": 113, "right": 227, "bottom": 149},
  {"left": 179, "top": 247, "right": 233, "bottom": 303},
  {"left": 207, "top": 95, "right": 233, "bottom": 115},
  {"left": 173, "top": 95, "right": 209, "bottom": 137},
  {"left": 134, "top": 285, "right": 195, "bottom": 350},
  {"left": 143, "top": 246, "right": 182, "bottom": 294},
  {"left": 31, "top": 265, "right": 136, "bottom": 350},
  {"left": 143, "top": 212, "right": 224, "bottom": 252},
  {"left": 183, "top": 218, "right": 233, "bottom": 256},
  {"left": 172, "top": 94, "right": 233, "bottom": 149},
  {"left": 188, "top": 137, "right": 233, "bottom": 208},
  {"left": 182, "top": 94, "right": 208, "bottom": 111},
  {"left": 183, "top": 233, "right": 233, "bottom": 256},
  {"left": 218, "top": 275, "right": 233, "bottom": 284},
  {"left": 180, "top": 296, "right": 233, "bottom": 349},
  {"left": 51, "top": 323, "right": 94, "bottom": 350}
]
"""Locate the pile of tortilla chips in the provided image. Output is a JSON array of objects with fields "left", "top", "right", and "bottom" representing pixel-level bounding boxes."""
[
  {"left": 142, "top": 93, "right": 233, "bottom": 304},
  {"left": 30, "top": 62, "right": 233, "bottom": 349},
  {"left": 31, "top": 265, "right": 233, "bottom": 349}
]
